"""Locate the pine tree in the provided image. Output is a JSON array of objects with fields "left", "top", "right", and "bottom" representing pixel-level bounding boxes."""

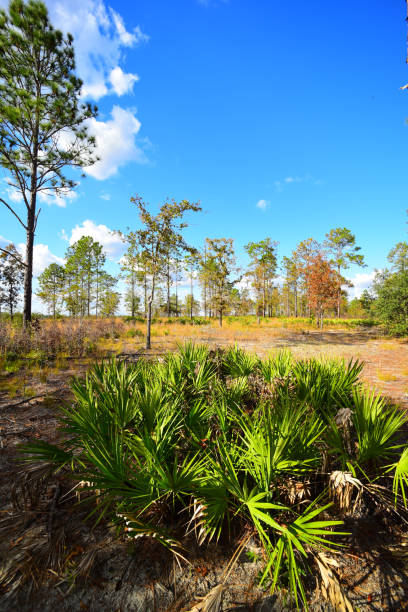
[
  {"left": 0, "top": 0, "right": 97, "bottom": 326},
  {"left": 0, "top": 243, "right": 24, "bottom": 318},
  {"left": 64, "top": 236, "right": 108, "bottom": 317},
  {"left": 37, "top": 263, "right": 65, "bottom": 317},
  {"left": 324, "top": 228, "right": 365, "bottom": 317},
  {"left": 244, "top": 238, "right": 278, "bottom": 317}
]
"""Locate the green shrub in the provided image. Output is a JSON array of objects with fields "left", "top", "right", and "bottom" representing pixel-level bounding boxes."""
[
  {"left": 126, "top": 328, "right": 144, "bottom": 338},
  {"left": 22, "top": 344, "right": 408, "bottom": 609}
]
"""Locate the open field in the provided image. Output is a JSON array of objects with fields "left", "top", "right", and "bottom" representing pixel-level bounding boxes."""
[{"left": 102, "top": 317, "right": 408, "bottom": 408}]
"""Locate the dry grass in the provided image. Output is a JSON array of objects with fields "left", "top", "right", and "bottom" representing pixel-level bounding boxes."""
[
  {"left": 2, "top": 315, "right": 407, "bottom": 409},
  {"left": 376, "top": 370, "right": 398, "bottom": 382}
]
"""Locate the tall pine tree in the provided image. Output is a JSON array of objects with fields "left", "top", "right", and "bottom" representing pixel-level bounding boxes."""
[{"left": 0, "top": 0, "right": 97, "bottom": 326}]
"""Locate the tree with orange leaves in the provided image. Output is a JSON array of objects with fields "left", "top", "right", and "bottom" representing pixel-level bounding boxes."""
[{"left": 305, "top": 253, "right": 340, "bottom": 328}]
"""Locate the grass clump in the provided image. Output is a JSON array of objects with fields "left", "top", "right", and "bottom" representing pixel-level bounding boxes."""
[{"left": 16, "top": 342, "right": 408, "bottom": 609}]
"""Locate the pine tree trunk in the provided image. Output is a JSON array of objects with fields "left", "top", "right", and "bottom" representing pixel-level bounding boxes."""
[
  {"left": 166, "top": 260, "right": 171, "bottom": 317},
  {"left": 146, "top": 276, "right": 156, "bottom": 349},
  {"left": 131, "top": 275, "right": 135, "bottom": 317},
  {"left": 337, "top": 265, "right": 341, "bottom": 318},
  {"left": 144, "top": 274, "right": 147, "bottom": 319},
  {"left": 263, "top": 277, "right": 266, "bottom": 318},
  {"left": 190, "top": 273, "right": 193, "bottom": 320},
  {"left": 146, "top": 300, "right": 152, "bottom": 349},
  {"left": 23, "top": 206, "right": 35, "bottom": 328},
  {"left": 294, "top": 286, "right": 298, "bottom": 317}
]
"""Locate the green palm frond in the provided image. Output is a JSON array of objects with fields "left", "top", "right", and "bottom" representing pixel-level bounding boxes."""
[
  {"left": 260, "top": 349, "right": 293, "bottom": 382},
  {"left": 386, "top": 447, "right": 408, "bottom": 507},
  {"left": 222, "top": 344, "right": 260, "bottom": 378},
  {"left": 352, "top": 387, "right": 407, "bottom": 467},
  {"left": 260, "top": 501, "right": 346, "bottom": 610}
]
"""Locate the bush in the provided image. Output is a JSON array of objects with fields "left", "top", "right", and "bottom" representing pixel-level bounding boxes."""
[
  {"left": 373, "top": 269, "right": 408, "bottom": 336},
  {"left": 22, "top": 343, "right": 408, "bottom": 608},
  {"left": 124, "top": 315, "right": 145, "bottom": 323},
  {"left": 0, "top": 318, "right": 128, "bottom": 359},
  {"left": 126, "top": 328, "right": 144, "bottom": 338}
]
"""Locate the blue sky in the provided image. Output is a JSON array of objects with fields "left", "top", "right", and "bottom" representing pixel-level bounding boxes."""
[{"left": 0, "top": 0, "right": 407, "bottom": 309}]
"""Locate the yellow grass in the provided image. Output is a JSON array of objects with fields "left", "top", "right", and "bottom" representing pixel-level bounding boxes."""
[{"left": 376, "top": 370, "right": 398, "bottom": 382}]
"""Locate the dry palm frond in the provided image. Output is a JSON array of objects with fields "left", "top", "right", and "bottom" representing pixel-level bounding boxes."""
[
  {"left": 314, "top": 552, "right": 353, "bottom": 612},
  {"left": 364, "top": 482, "right": 408, "bottom": 524},
  {"left": 117, "top": 513, "right": 188, "bottom": 566},
  {"left": 334, "top": 407, "right": 353, "bottom": 427},
  {"left": 329, "top": 470, "right": 362, "bottom": 512},
  {"left": 284, "top": 478, "right": 311, "bottom": 505},
  {"left": 187, "top": 584, "right": 224, "bottom": 612},
  {"left": 0, "top": 523, "right": 65, "bottom": 597},
  {"left": 184, "top": 498, "right": 209, "bottom": 545}
]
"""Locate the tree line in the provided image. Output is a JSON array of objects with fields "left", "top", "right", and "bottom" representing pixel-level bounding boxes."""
[
  {"left": 0, "top": 196, "right": 365, "bottom": 323},
  {"left": 3, "top": 194, "right": 408, "bottom": 344},
  {"left": 0, "top": 236, "right": 120, "bottom": 319}
]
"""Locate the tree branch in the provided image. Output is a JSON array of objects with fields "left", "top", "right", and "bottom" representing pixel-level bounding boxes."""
[
  {"left": 33, "top": 207, "right": 41, "bottom": 232},
  {"left": 0, "top": 197, "right": 27, "bottom": 229},
  {"left": 0, "top": 246, "right": 27, "bottom": 267}
]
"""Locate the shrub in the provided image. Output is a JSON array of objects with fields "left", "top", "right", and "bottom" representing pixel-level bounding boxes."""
[
  {"left": 126, "top": 328, "right": 144, "bottom": 339},
  {"left": 20, "top": 344, "right": 408, "bottom": 609}
]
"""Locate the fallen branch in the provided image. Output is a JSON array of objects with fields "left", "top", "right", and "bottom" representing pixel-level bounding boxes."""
[
  {"left": 1, "top": 389, "right": 69, "bottom": 411},
  {"left": 1, "top": 394, "right": 48, "bottom": 409}
]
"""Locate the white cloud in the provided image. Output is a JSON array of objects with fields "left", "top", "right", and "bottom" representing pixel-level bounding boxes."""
[
  {"left": 109, "top": 66, "right": 139, "bottom": 96},
  {"left": 274, "top": 174, "right": 322, "bottom": 192},
  {"left": 256, "top": 199, "right": 270, "bottom": 211},
  {"left": 68, "top": 219, "right": 125, "bottom": 259},
  {"left": 86, "top": 105, "right": 146, "bottom": 180},
  {"left": 38, "top": 188, "right": 78, "bottom": 209},
  {"left": 6, "top": 188, "right": 24, "bottom": 203},
  {"left": 345, "top": 271, "right": 376, "bottom": 299},
  {"left": 284, "top": 176, "right": 302, "bottom": 183},
  {"left": 100, "top": 193, "right": 111, "bottom": 201},
  {"left": 0, "top": 234, "right": 11, "bottom": 248},
  {"left": 16, "top": 243, "right": 64, "bottom": 277},
  {"left": 1, "top": 178, "right": 24, "bottom": 204},
  {"left": 47, "top": 1, "right": 148, "bottom": 101},
  {"left": 110, "top": 9, "right": 149, "bottom": 46}
]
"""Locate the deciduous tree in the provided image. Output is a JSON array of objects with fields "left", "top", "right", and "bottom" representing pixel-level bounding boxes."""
[
  {"left": 293, "top": 238, "right": 320, "bottom": 317},
  {"left": 306, "top": 253, "right": 339, "bottom": 328},
  {"left": 204, "top": 238, "right": 238, "bottom": 327},
  {"left": 373, "top": 269, "right": 408, "bottom": 335},
  {"left": 123, "top": 196, "right": 201, "bottom": 349}
]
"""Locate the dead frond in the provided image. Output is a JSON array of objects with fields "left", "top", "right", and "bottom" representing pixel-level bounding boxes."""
[
  {"left": 329, "top": 470, "right": 362, "bottom": 512},
  {"left": 314, "top": 552, "right": 353, "bottom": 612}
]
